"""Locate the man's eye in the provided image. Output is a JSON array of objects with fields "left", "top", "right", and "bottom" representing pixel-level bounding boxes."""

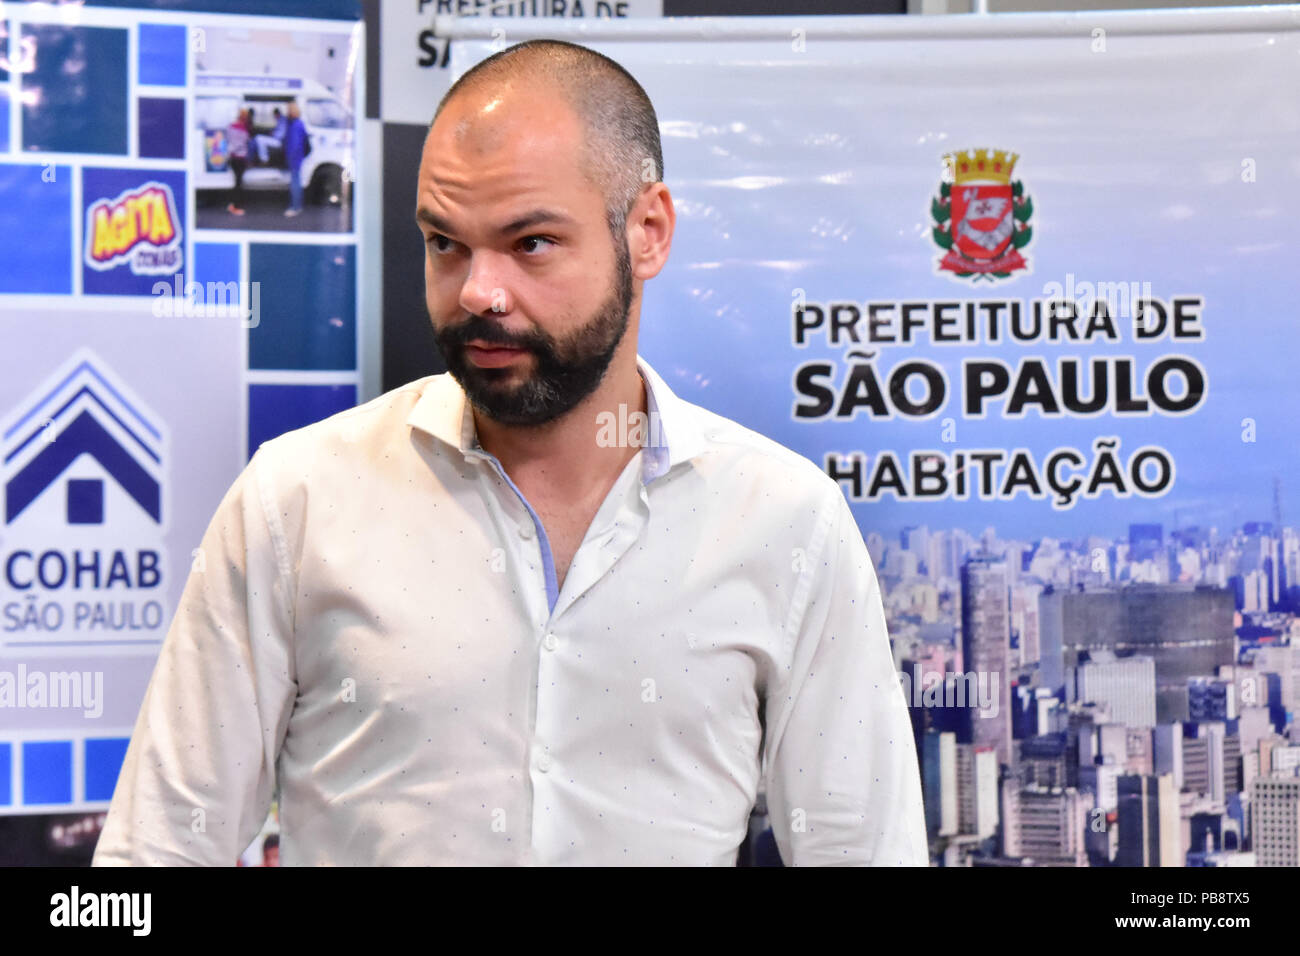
[
  {"left": 427, "top": 234, "right": 456, "bottom": 254},
  {"left": 518, "top": 236, "right": 554, "bottom": 254}
]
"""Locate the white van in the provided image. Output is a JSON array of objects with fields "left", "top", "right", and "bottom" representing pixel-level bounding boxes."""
[{"left": 193, "top": 73, "right": 354, "bottom": 206}]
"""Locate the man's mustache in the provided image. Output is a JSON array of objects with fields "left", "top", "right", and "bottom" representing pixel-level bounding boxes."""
[{"left": 439, "top": 315, "right": 547, "bottom": 351}]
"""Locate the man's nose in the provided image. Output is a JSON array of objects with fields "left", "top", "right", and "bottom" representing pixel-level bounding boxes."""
[{"left": 459, "top": 252, "right": 512, "bottom": 316}]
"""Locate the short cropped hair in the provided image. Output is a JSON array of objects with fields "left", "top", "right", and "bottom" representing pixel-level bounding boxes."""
[{"left": 431, "top": 39, "right": 663, "bottom": 243}]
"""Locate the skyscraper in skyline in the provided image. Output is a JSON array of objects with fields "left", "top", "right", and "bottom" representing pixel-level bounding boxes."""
[
  {"left": 1073, "top": 650, "right": 1157, "bottom": 729},
  {"left": 961, "top": 555, "right": 1013, "bottom": 767},
  {"left": 1116, "top": 773, "right": 1181, "bottom": 866},
  {"left": 1038, "top": 584, "right": 1234, "bottom": 722},
  {"left": 1251, "top": 776, "right": 1300, "bottom": 867}
]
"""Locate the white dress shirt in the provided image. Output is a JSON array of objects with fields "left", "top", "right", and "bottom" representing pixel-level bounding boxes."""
[{"left": 92, "top": 355, "right": 927, "bottom": 866}]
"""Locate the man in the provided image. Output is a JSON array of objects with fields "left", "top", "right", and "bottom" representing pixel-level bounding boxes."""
[
  {"left": 93, "top": 39, "right": 926, "bottom": 867},
  {"left": 282, "top": 102, "right": 307, "bottom": 217}
]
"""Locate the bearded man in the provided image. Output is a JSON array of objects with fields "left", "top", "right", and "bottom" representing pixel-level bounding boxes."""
[{"left": 93, "top": 39, "right": 926, "bottom": 868}]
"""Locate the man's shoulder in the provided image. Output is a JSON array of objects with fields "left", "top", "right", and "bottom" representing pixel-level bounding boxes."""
[
  {"left": 252, "top": 374, "right": 444, "bottom": 463},
  {"left": 674, "top": 396, "right": 841, "bottom": 506}
]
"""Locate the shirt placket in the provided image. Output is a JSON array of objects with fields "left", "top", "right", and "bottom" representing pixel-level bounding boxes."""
[
  {"left": 457, "top": 448, "right": 550, "bottom": 865},
  {"left": 472, "top": 448, "right": 651, "bottom": 864}
]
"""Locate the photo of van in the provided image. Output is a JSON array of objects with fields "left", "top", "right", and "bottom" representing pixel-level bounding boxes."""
[{"left": 194, "top": 72, "right": 354, "bottom": 213}]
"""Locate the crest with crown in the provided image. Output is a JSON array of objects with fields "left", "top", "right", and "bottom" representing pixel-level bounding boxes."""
[
  {"left": 931, "top": 146, "right": 1033, "bottom": 283},
  {"left": 946, "top": 148, "right": 1019, "bottom": 185}
]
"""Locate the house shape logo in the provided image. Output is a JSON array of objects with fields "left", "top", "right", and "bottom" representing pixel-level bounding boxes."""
[{"left": 3, "top": 350, "right": 164, "bottom": 528}]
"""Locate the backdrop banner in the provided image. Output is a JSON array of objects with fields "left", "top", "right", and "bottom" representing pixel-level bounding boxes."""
[{"left": 451, "top": 10, "right": 1300, "bottom": 865}]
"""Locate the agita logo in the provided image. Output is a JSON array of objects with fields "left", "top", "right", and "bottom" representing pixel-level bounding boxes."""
[
  {"left": 84, "top": 181, "right": 183, "bottom": 276},
  {"left": 931, "top": 148, "right": 1033, "bottom": 284},
  {"left": 2, "top": 351, "right": 169, "bottom": 652}
]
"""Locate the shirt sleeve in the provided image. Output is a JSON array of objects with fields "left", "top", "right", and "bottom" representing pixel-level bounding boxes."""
[
  {"left": 92, "top": 449, "right": 297, "bottom": 866},
  {"left": 761, "top": 487, "right": 928, "bottom": 866}
]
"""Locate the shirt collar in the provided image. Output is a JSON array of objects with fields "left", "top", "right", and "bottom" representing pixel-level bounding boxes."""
[{"left": 405, "top": 354, "right": 707, "bottom": 485}]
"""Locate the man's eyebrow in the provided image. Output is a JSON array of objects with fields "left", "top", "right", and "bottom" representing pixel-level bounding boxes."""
[
  {"left": 415, "top": 206, "right": 577, "bottom": 236},
  {"left": 499, "top": 209, "right": 578, "bottom": 234}
]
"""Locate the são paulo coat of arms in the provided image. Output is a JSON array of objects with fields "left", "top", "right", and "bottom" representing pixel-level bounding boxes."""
[{"left": 931, "top": 148, "right": 1033, "bottom": 282}]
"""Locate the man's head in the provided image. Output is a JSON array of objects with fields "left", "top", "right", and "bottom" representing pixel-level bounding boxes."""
[
  {"left": 416, "top": 40, "right": 673, "bottom": 428},
  {"left": 287, "top": 102, "right": 300, "bottom": 119}
]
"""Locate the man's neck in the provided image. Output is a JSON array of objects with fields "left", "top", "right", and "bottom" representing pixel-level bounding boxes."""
[{"left": 471, "top": 353, "right": 647, "bottom": 495}]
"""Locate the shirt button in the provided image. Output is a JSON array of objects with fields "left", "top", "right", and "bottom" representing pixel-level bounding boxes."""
[
  {"left": 537, "top": 753, "right": 552, "bottom": 773},
  {"left": 543, "top": 632, "right": 558, "bottom": 651},
  {"left": 518, "top": 522, "right": 534, "bottom": 540}
]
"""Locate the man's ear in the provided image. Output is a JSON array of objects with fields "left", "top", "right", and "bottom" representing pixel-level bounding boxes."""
[{"left": 627, "top": 182, "right": 675, "bottom": 282}]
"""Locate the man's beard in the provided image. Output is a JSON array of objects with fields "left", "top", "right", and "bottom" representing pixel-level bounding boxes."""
[{"left": 434, "top": 238, "right": 634, "bottom": 427}]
